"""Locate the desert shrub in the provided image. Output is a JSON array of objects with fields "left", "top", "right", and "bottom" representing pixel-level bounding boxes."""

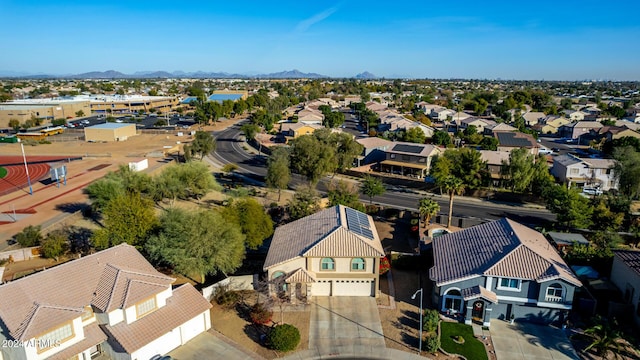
[
  {"left": 40, "top": 230, "right": 69, "bottom": 260},
  {"left": 213, "top": 286, "right": 240, "bottom": 308},
  {"left": 15, "top": 225, "right": 43, "bottom": 247},
  {"left": 423, "top": 309, "right": 440, "bottom": 333},
  {"left": 268, "top": 324, "right": 300, "bottom": 352},
  {"left": 0, "top": 258, "right": 8, "bottom": 266},
  {"left": 425, "top": 333, "right": 440, "bottom": 353},
  {"left": 250, "top": 303, "right": 273, "bottom": 325}
]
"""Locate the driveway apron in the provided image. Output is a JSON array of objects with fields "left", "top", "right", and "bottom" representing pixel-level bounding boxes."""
[
  {"left": 309, "top": 297, "right": 386, "bottom": 357},
  {"left": 490, "top": 320, "right": 579, "bottom": 360}
]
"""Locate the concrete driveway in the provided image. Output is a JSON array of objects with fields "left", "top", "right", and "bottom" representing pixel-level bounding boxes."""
[
  {"left": 308, "top": 297, "right": 386, "bottom": 357},
  {"left": 168, "top": 330, "right": 263, "bottom": 360},
  {"left": 490, "top": 320, "right": 579, "bottom": 360}
]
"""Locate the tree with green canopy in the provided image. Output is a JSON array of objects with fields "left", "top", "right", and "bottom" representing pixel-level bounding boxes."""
[
  {"left": 145, "top": 208, "right": 245, "bottom": 283},
  {"left": 222, "top": 198, "right": 274, "bottom": 250},
  {"left": 439, "top": 176, "right": 465, "bottom": 228},
  {"left": 91, "top": 192, "right": 157, "bottom": 250},
  {"left": 266, "top": 146, "right": 291, "bottom": 201},
  {"left": 360, "top": 175, "right": 386, "bottom": 204}
]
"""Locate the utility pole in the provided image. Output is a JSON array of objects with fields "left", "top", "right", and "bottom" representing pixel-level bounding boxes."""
[{"left": 20, "top": 142, "right": 33, "bottom": 195}]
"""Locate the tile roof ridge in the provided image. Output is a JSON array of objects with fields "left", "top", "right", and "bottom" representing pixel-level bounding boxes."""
[
  {"left": 105, "top": 263, "right": 174, "bottom": 281},
  {"left": 14, "top": 302, "right": 83, "bottom": 340},
  {"left": 103, "top": 264, "right": 123, "bottom": 313},
  {"left": 121, "top": 279, "right": 169, "bottom": 308},
  {"left": 0, "top": 243, "right": 134, "bottom": 288}
]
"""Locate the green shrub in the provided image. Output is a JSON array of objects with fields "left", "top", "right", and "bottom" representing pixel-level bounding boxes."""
[
  {"left": 425, "top": 333, "right": 440, "bottom": 353},
  {"left": 268, "top": 324, "right": 300, "bottom": 352},
  {"left": 15, "top": 225, "right": 43, "bottom": 247},
  {"left": 423, "top": 309, "right": 440, "bottom": 333},
  {"left": 250, "top": 303, "right": 273, "bottom": 324},
  {"left": 213, "top": 286, "right": 240, "bottom": 308}
]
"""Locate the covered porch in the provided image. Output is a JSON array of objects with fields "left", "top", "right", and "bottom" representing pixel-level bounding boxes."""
[
  {"left": 272, "top": 268, "right": 315, "bottom": 304},
  {"left": 379, "top": 160, "right": 428, "bottom": 179},
  {"left": 461, "top": 285, "right": 498, "bottom": 328}
]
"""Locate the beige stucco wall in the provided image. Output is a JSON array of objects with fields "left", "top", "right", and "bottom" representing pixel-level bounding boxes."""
[
  {"left": 0, "top": 102, "right": 91, "bottom": 128},
  {"left": 84, "top": 124, "right": 137, "bottom": 142}
]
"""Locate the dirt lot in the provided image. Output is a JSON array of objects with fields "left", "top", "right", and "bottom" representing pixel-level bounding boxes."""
[
  {"left": 0, "top": 117, "right": 245, "bottom": 244},
  {"left": 211, "top": 291, "right": 310, "bottom": 359}
]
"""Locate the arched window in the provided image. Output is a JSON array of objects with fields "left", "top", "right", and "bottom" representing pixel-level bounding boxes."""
[
  {"left": 546, "top": 283, "right": 563, "bottom": 299},
  {"left": 320, "top": 258, "right": 335, "bottom": 271},
  {"left": 272, "top": 271, "right": 287, "bottom": 292},
  {"left": 351, "top": 258, "right": 366, "bottom": 271}
]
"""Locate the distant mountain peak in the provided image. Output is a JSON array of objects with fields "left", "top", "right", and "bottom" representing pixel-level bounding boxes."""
[{"left": 355, "top": 71, "right": 377, "bottom": 79}]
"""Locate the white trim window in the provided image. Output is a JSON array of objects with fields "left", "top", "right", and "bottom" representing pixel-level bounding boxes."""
[
  {"left": 136, "top": 297, "right": 157, "bottom": 317},
  {"left": 497, "top": 277, "right": 521, "bottom": 292},
  {"left": 320, "top": 257, "right": 335, "bottom": 271},
  {"left": 545, "top": 283, "right": 564, "bottom": 302},
  {"left": 351, "top": 258, "right": 365, "bottom": 271}
]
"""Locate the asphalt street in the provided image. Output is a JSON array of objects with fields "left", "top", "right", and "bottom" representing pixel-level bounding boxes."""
[{"left": 211, "top": 121, "right": 556, "bottom": 227}]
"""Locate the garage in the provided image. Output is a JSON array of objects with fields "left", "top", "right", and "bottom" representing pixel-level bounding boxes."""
[
  {"left": 312, "top": 280, "right": 332, "bottom": 296},
  {"left": 333, "top": 280, "right": 374, "bottom": 297}
]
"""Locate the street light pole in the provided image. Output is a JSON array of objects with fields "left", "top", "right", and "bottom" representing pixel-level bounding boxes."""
[
  {"left": 412, "top": 288, "right": 424, "bottom": 354},
  {"left": 20, "top": 142, "right": 33, "bottom": 195}
]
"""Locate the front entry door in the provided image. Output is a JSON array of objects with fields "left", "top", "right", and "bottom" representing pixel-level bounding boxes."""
[{"left": 472, "top": 301, "right": 484, "bottom": 322}]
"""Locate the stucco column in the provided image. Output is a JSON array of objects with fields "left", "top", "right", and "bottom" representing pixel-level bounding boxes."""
[
  {"left": 483, "top": 306, "right": 492, "bottom": 328},
  {"left": 465, "top": 303, "right": 472, "bottom": 325}
]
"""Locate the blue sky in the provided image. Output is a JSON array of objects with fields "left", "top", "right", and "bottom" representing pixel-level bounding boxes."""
[{"left": 1, "top": 0, "right": 639, "bottom": 80}]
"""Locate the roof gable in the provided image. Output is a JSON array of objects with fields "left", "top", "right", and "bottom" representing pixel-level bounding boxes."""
[
  {"left": 303, "top": 227, "right": 384, "bottom": 258},
  {"left": 13, "top": 304, "right": 83, "bottom": 341},
  {"left": 430, "top": 218, "right": 580, "bottom": 286},
  {"left": 264, "top": 205, "right": 384, "bottom": 269},
  {"left": 0, "top": 244, "right": 167, "bottom": 341}
]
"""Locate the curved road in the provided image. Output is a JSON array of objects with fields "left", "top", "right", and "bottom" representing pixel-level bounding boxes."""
[{"left": 211, "top": 121, "right": 556, "bottom": 226}]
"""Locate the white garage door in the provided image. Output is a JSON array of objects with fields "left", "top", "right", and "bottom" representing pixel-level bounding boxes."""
[
  {"left": 312, "top": 280, "right": 332, "bottom": 296},
  {"left": 180, "top": 313, "right": 206, "bottom": 344},
  {"left": 333, "top": 280, "right": 374, "bottom": 296}
]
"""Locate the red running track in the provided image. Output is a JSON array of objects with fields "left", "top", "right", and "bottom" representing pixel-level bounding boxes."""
[{"left": 0, "top": 156, "right": 76, "bottom": 196}]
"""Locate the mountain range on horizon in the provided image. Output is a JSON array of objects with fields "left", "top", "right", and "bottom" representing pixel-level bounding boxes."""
[{"left": 0, "top": 69, "right": 380, "bottom": 80}]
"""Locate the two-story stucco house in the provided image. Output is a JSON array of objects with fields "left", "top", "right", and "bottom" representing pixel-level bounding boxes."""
[
  {"left": 430, "top": 218, "right": 581, "bottom": 327},
  {"left": 0, "top": 244, "right": 211, "bottom": 360},
  {"left": 550, "top": 154, "right": 617, "bottom": 191},
  {"left": 263, "top": 205, "right": 385, "bottom": 301},
  {"left": 610, "top": 250, "right": 640, "bottom": 328},
  {"left": 380, "top": 142, "right": 442, "bottom": 179}
]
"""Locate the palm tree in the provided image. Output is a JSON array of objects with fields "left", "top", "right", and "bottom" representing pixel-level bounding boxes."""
[
  {"left": 440, "top": 176, "right": 465, "bottom": 228},
  {"left": 418, "top": 198, "right": 440, "bottom": 226},
  {"left": 584, "top": 320, "right": 637, "bottom": 359}
]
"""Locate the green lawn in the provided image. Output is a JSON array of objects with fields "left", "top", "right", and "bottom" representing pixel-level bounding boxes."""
[
  {"left": 0, "top": 166, "right": 6, "bottom": 179},
  {"left": 440, "top": 322, "right": 488, "bottom": 360}
]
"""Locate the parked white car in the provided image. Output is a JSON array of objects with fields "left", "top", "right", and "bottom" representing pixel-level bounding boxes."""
[{"left": 582, "top": 188, "right": 603, "bottom": 196}]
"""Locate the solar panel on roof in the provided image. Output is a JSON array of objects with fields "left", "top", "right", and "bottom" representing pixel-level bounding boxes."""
[
  {"left": 392, "top": 144, "right": 424, "bottom": 154},
  {"left": 345, "top": 207, "right": 374, "bottom": 239}
]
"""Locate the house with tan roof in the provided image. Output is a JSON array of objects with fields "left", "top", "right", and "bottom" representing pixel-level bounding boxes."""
[
  {"left": 558, "top": 121, "right": 604, "bottom": 140},
  {"left": 279, "top": 122, "right": 324, "bottom": 142},
  {"left": 263, "top": 205, "right": 385, "bottom": 301},
  {"left": 538, "top": 115, "right": 570, "bottom": 135},
  {"left": 0, "top": 244, "right": 211, "bottom": 360},
  {"left": 296, "top": 108, "right": 324, "bottom": 124},
  {"left": 430, "top": 107, "right": 456, "bottom": 122},
  {"left": 495, "top": 131, "right": 540, "bottom": 155},
  {"left": 521, "top": 111, "right": 546, "bottom": 126},
  {"left": 460, "top": 118, "right": 496, "bottom": 134},
  {"left": 550, "top": 154, "right": 617, "bottom": 191},
  {"left": 430, "top": 218, "right": 581, "bottom": 327},
  {"left": 483, "top": 122, "right": 517, "bottom": 136}
]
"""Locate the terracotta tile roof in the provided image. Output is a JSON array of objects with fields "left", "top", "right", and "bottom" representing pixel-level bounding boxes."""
[
  {"left": 0, "top": 244, "right": 171, "bottom": 341},
  {"left": 47, "top": 323, "right": 107, "bottom": 360},
  {"left": 461, "top": 285, "right": 498, "bottom": 303},
  {"left": 613, "top": 250, "right": 640, "bottom": 276},
  {"left": 91, "top": 263, "right": 174, "bottom": 313},
  {"left": 264, "top": 205, "right": 384, "bottom": 269},
  {"left": 101, "top": 283, "right": 211, "bottom": 353},
  {"left": 356, "top": 137, "right": 393, "bottom": 149},
  {"left": 285, "top": 268, "right": 316, "bottom": 284},
  {"left": 429, "top": 218, "right": 581, "bottom": 287}
]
